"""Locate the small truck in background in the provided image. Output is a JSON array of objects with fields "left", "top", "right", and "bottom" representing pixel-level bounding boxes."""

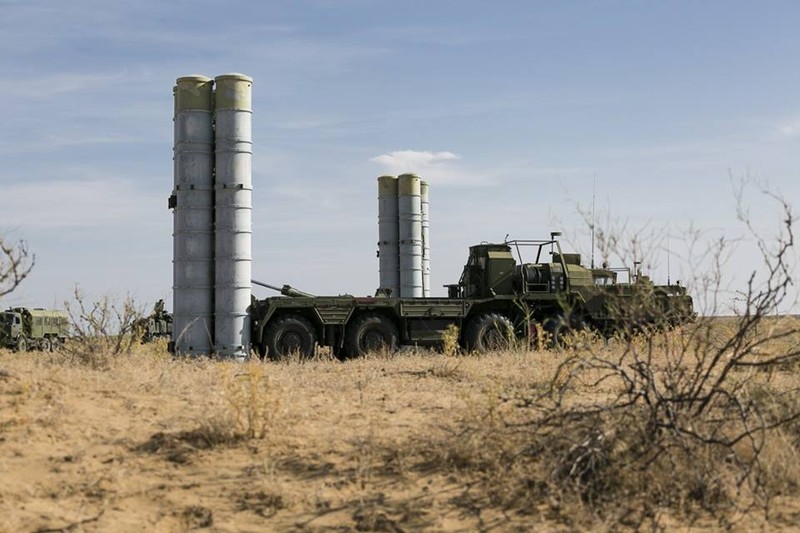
[{"left": 0, "top": 307, "right": 69, "bottom": 352}]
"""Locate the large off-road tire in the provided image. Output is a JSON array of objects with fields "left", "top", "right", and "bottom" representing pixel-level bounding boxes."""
[
  {"left": 41, "top": 337, "right": 52, "bottom": 352},
  {"left": 344, "top": 313, "right": 399, "bottom": 358},
  {"left": 50, "top": 337, "right": 62, "bottom": 352},
  {"left": 262, "top": 314, "right": 317, "bottom": 360},
  {"left": 544, "top": 314, "right": 587, "bottom": 350},
  {"left": 15, "top": 336, "right": 28, "bottom": 353},
  {"left": 463, "top": 313, "right": 514, "bottom": 353}
]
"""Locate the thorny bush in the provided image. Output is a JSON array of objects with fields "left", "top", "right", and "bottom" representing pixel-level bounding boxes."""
[{"left": 62, "top": 287, "right": 145, "bottom": 368}]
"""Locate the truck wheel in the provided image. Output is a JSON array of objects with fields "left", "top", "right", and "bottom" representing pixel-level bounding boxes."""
[
  {"left": 15, "top": 336, "right": 28, "bottom": 353},
  {"left": 545, "top": 314, "right": 586, "bottom": 349},
  {"left": 50, "top": 337, "right": 62, "bottom": 352},
  {"left": 41, "top": 338, "right": 52, "bottom": 352},
  {"left": 345, "top": 314, "right": 398, "bottom": 357},
  {"left": 263, "top": 315, "right": 317, "bottom": 360},
  {"left": 464, "top": 313, "right": 514, "bottom": 353}
]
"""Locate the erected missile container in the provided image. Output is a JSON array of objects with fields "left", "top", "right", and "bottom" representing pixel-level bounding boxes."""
[
  {"left": 420, "top": 180, "right": 431, "bottom": 297},
  {"left": 214, "top": 73, "right": 253, "bottom": 359},
  {"left": 377, "top": 175, "right": 400, "bottom": 297},
  {"left": 172, "top": 75, "right": 215, "bottom": 356},
  {"left": 397, "top": 174, "right": 423, "bottom": 298}
]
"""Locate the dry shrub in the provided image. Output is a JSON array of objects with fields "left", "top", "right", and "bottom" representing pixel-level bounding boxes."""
[
  {"left": 496, "top": 319, "right": 800, "bottom": 527},
  {"left": 62, "top": 287, "right": 145, "bottom": 368},
  {"left": 135, "top": 358, "right": 285, "bottom": 452},
  {"left": 527, "top": 322, "right": 552, "bottom": 352},
  {"left": 204, "top": 360, "right": 284, "bottom": 441},
  {"left": 441, "top": 323, "right": 460, "bottom": 356},
  {"left": 414, "top": 354, "right": 800, "bottom": 529},
  {"left": 557, "top": 325, "right": 604, "bottom": 352},
  {"left": 428, "top": 357, "right": 463, "bottom": 379}
]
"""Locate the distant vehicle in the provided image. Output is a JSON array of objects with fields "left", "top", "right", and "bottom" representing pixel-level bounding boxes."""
[
  {"left": 0, "top": 307, "right": 69, "bottom": 352},
  {"left": 248, "top": 233, "right": 694, "bottom": 359},
  {"left": 137, "top": 299, "right": 173, "bottom": 343}
]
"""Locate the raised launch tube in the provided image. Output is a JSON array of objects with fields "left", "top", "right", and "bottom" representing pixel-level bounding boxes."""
[
  {"left": 398, "top": 173, "right": 423, "bottom": 297},
  {"left": 377, "top": 175, "right": 400, "bottom": 297},
  {"left": 213, "top": 73, "right": 253, "bottom": 359},
  {"left": 420, "top": 180, "right": 430, "bottom": 297},
  {"left": 172, "top": 75, "right": 215, "bottom": 356}
]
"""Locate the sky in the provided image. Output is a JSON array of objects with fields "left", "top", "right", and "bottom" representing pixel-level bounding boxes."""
[{"left": 1, "top": 0, "right": 798, "bottom": 315}]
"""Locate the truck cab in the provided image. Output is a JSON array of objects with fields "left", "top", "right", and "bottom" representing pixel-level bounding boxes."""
[{"left": 0, "top": 310, "right": 24, "bottom": 349}]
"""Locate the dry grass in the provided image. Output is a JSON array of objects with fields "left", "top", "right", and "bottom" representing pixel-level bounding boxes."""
[{"left": 1, "top": 318, "right": 799, "bottom": 531}]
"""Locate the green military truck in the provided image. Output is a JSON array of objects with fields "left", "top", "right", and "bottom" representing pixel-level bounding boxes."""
[
  {"left": 250, "top": 233, "right": 694, "bottom": 359},
  {"left": 0, "top": 307, "right": 70, "bottom": 352}
]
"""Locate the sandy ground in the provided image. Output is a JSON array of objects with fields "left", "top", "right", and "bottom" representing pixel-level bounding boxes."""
[
  {"left": 1, "top": 342, "right": 798, "bottom": 532},
  {"left": 0, "top": 346, "right": 557, "bottom": 532}
]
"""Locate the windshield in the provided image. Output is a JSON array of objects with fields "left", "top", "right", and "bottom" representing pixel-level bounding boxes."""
[{"left": 1, "top": 313, "right": 13, "bottom": 326}]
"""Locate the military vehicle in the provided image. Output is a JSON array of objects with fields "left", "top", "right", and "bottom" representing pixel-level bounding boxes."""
[
  {"left": 249, "top": 233, "right": 694, "bottom": 359},
  {"left": 0, "top": 307, "right": 69, "bottom": 352},
  {"left": 137, "top": 299, "right": 173, "bottom": 343}
]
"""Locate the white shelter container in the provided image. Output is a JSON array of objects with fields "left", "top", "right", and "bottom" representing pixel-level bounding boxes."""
[
  {"left": 213, "top": 73, "right": 253, "bottom": 359},
  {"left": 398, "top": 173, "right": 424, "bottom": 297},
  {"left": 172, "top": 75, "right": 215, "bottom": 356},
  {"left": 377, "top": 175, "right": 400, "bottom": 297},
  {"left": 420, "top": 180, "right": 431, "bottom": 297}
]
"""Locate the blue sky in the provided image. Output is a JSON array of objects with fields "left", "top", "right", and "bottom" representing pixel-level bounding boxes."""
[{"left": 1, "top": 0, "right": 798, "bottom": 314}]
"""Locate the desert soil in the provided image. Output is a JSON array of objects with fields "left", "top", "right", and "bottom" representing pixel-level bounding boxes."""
[{"left": 1, "top": 343, "right": 798, "bottom": 532}]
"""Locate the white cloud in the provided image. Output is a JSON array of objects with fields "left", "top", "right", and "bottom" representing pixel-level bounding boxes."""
[
  {"left": 370, "top": 150, "right": 493, "bottom": 186},
  {"left": 778, "top": 121, "right": 800, "bottom": 137},
  {"left": 371, "top": 150, "right": 459, "bottom": 168}
]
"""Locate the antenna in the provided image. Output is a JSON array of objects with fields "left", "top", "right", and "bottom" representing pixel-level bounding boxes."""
[
  {"left": 667, "top": 223, "right": 671, "bottom": 285},
  {"left": 591, "top": 173, "right": 596, "bottom": 268}
]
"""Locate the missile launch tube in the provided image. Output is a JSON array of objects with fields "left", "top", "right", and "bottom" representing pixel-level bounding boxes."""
[
  {"left": 172, "top": 75, "right": 214, "bottom": 356},
  {"left": 214, "top": 73, "right": 253, "bottom": 359},
  {"left": 377, "top": 175, "right": 400, "bottom": 297},
  {"left": 398, "top": 174, "right": 423, "bottom": 297},
  {"left": 420, "top": 180, "right": 430, "bottom": 297}
]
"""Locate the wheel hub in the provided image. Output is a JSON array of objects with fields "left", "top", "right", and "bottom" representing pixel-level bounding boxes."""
[
  {"left": 280, "top": 331, "right": 303, "bottom": 351},
  {"left": 363, "top": 330, "right": 385, "bottom": 350}
]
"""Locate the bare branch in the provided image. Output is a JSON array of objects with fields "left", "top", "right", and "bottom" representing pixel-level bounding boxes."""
[{"left": 0, "top": 236, "right": 34, "bottom": 299}]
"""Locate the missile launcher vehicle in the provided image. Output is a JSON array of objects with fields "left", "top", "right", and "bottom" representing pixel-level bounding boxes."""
[{"left": 249, "top": 233, "right": 694, "bottom": 359}]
